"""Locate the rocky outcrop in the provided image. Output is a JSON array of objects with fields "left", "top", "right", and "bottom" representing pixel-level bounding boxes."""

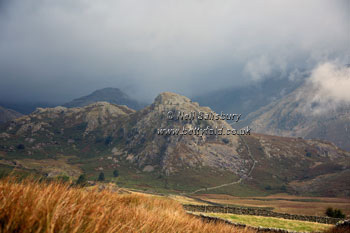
[
  {"left": 8, "top": 102, "right": 134, "bottom": 136},
  {"left": 120, "top": 92, "right": 244, "bottom": 175}
]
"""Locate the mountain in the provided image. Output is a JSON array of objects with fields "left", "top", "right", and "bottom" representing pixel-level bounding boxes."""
[
  {"left": 63, "top": 87, "right": 146, "bottom": 110},
  {"left": 245, "top": 81, "right": 350, "bottom": 151},
  {"left": 0, "top": 93, "right": 349, "bottom": 197},
  {"left": 0, "top": 106, "right": 23, "bottom": 124}
]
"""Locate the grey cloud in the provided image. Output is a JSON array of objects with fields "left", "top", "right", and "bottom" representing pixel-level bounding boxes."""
[
  {"left": 0, "top": 0, "right": 348, "bottom": 103},
  {"left": 306, "top": 62, "right": 350, "bottom": 115}
]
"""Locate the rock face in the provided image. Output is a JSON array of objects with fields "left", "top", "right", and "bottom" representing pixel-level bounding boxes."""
[
  {"left": 0, "top": 106, "right": 23, "bottom": 124},
  {"left": 246, "top": 82, "right": 350, "bottom": 151},
  {"left": 63, "top": 87, "right": 145, "bottom": 110},
  {"left": 0, "top": 92, "right": 350, "bottom": 196},
  {"left": 120, "top": 92, "right": 243, "bottom": 175}
]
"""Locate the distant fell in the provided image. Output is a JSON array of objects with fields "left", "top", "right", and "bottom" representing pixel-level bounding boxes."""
[
  {"left": 0, "top": 106, "right": 23, "bottom": 124},
  {"left": 63, "top": 87, "right": 146, "bottom": 110}
]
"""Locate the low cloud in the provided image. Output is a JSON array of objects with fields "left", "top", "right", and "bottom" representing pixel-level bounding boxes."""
[
  {"left": 311, "top": 63, "right": 350, "bottom": 103},
  {"left": 0, "top": 0, "right": 348, "bottom": 103},
  {"left": 243, "top": 56, "right": 288, "bottom": 81},
  {"left": 304, "top": 62, "right": 350, "bottom": 115}
]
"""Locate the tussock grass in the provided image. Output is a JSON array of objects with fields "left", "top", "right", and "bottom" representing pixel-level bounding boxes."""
[{"left": 0, "top": 177, "right": 254, "bottom": 233}]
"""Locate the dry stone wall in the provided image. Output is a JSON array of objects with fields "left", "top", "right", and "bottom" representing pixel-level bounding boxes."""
[
  {"left": 183, "top": 204, "right": 341, "bottom": 224},
  {"left": 190, "top": 213, "right": 305, "bottom": 233}
]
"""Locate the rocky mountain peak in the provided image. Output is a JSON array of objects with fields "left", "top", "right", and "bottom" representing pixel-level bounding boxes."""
[
  {"left": 151, "top": 92, "right": 205, "bottom": 114},
  {"left": 154, "top": 92, "right": 192, "bottom": 105}
]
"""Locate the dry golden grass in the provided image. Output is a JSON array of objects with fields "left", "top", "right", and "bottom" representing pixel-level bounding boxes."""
[
  {"left": 0, "top": 178, "right": 254, "bottom": 233},
  {"left": 0, "top": 156, "right": 82, "bottom": 178},
  {"left": 168, "top": 195, "right": 209, "bottom": 205},
  {"left": 127, "top": 191, "right": 206, "bottom": 205}
]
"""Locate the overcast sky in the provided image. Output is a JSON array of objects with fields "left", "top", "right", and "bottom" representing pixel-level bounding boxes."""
[{"left": 0, "top": 0, "right": 349, "bottom": 103}]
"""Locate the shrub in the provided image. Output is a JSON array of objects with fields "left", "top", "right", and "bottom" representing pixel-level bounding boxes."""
[
  {"left": 98, "top": 172, "right": 105, "bottom": 181},
  {"left": 17, "top": 144, "right": 25, "bottom": 150},
  {"left": 333, "top": 209, "right": 346, "bottom": 218},
  {"left": 76, "top": 174, "right": 87, "bottom": 186},
  {"left": 326, "top": 207, "right": 334, "bottom": 217},
  {"left": 222, "top": 138, "right": 229, "bottom": 144},
  {"left": 325, "top": 207, "right": 345, "bottom": 218},
  {"left": 280, "top": 185, "right": 287, "bottom": 192},
  {"left": 104, "top": 136, "right": 113, "bottom": 145}
]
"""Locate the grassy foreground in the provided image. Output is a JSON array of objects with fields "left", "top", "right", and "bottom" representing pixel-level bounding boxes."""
[
  {"left": 203, "top": 213, "right": 332, "bottom": 232},
  {"left": 0, "top": 178, "right": 254, "bottom": 233}
]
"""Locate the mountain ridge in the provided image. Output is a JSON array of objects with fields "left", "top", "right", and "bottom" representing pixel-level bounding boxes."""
[
  {"left": 0, "top": 92, "right": 349, "bottom": 197},
  {"left": 63, "top": 87, "right": 146, "bottom": 110}
]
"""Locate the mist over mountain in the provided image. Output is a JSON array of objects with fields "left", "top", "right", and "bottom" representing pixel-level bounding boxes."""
[
  {"left": 0, "top": 1, "right": 348, "bottom": 103},
  {"left": 193, "top": 72, "right": 306, "bottom": 121},
  {"left": 63, "top": 88, "right": 147, "bottom": 110},
  {"left": 246, "top": 63, "right": 350, "bottom": 151}
]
